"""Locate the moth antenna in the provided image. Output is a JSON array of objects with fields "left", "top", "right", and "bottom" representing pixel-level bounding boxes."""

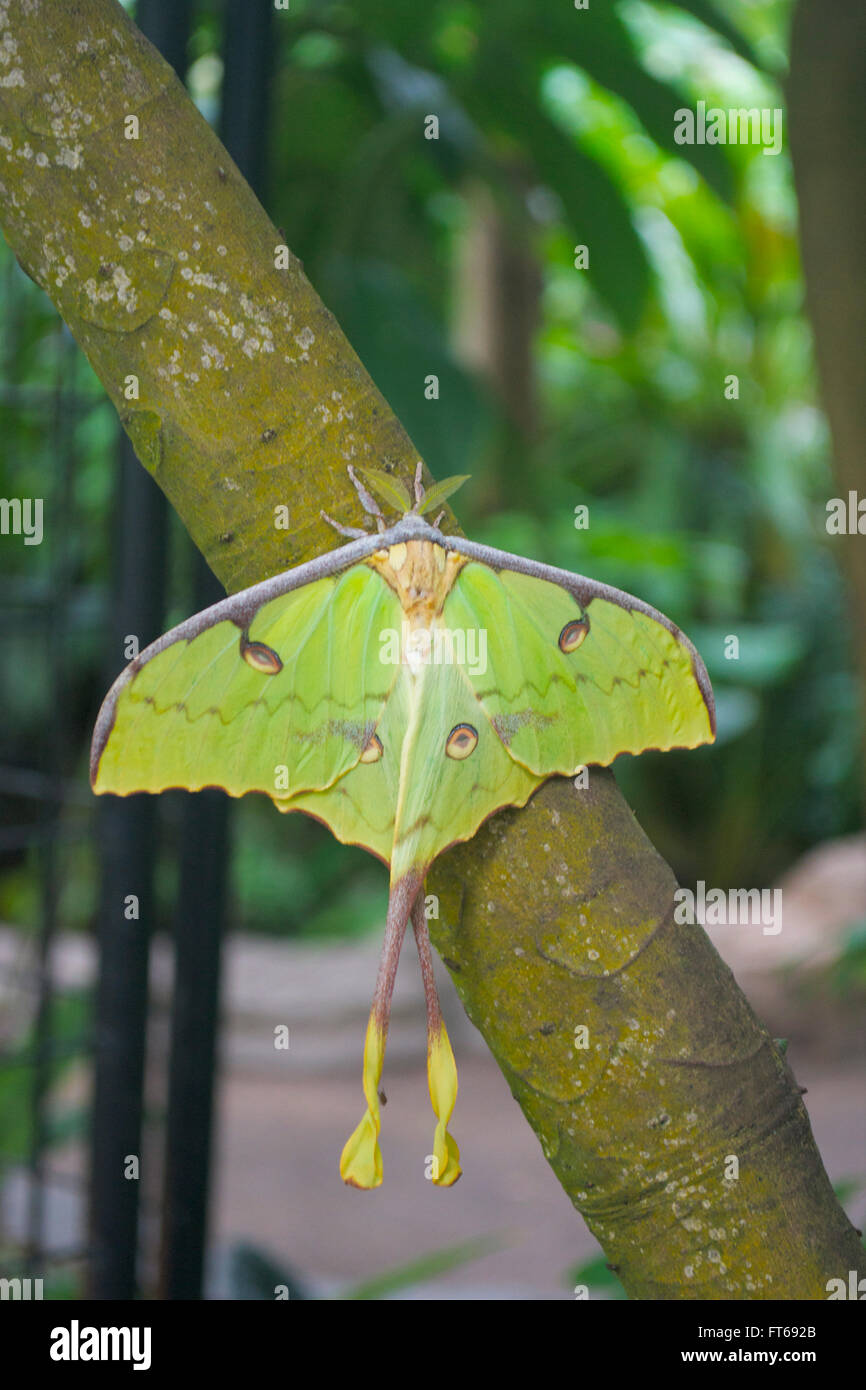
[
  {"left": 347, "top": 464, "right": 385, "bottom": 521},
  {"left": 320, "top": 509, "right": 370, "bottom": 540},
  {"left": 413, "top": 459, "right": 424, "bottom": 506}
]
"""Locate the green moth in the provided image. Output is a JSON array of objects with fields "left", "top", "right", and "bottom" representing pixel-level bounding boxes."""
[{"left": 90, "top": 466, "right": 715, "bottom": 1189}]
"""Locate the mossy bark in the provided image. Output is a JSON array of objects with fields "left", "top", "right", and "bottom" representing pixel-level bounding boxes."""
[
  {"left": 432, "top": 774, "right": 860, "bottom": 1298},
  {"left": 0, "top": 0, "right": 860, "bottom": 1298}
]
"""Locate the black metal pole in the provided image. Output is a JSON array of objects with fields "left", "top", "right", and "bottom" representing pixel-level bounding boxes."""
[
  {"left": 160, "top": 776, "right": 229, "bottom": 1300},
  {"left": 88, "top": 444, "right": 167, "bottom": 1300},
  {"left": 87, "top": 0, "right": 192, "bottom": 1302},
  {"left": 159, "top": 0, "right": 273, "bottom": 1300},
  {"left": 220, "top": 0, "right": 275, "bottom": 196}
]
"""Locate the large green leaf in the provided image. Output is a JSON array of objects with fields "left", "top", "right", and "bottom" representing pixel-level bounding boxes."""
[
  {"left": 669, "top": 0, "right": 764, "bottom": 69},
  {"left": 460, "top": 51, "right": 652, "bottom": 329},
  {"left": 513, "top": 5, "right": 736, "bottom": 201}
]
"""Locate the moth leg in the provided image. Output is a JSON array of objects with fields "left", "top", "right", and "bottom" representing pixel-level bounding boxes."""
[
  {"left": 347, "top": 464, "right": 387, "bottom": 534},
  {"left": 411, "top": 891, "right": 462, "bottom": 1187},
  {"left": 413, "top": 459, "right": 424, "bottom": 506},
  {"left": 319, "top": 509, "right": 370, "bottom": 540}
]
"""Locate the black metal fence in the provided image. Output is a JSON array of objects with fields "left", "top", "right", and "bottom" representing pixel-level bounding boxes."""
[{"left": 0, "top": 0, "right": 272, "bottom": 1301}]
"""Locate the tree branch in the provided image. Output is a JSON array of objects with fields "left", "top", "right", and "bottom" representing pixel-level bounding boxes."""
[{"left": 0, "top": 0, "right": 859, "bottom": 1297}]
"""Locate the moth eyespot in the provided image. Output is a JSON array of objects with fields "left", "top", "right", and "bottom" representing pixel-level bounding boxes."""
[
  {"left": 241, "top": 638, "right": 283, "bottom": 674},
  {"left": 559, "top": 617, "right": 589, "bottom": 653},
  {"left": 360, "top": 733, "right": 383, "bottom": 764},
  {"left": 445, "top": 723, "right": 478, "bottom": 759}
]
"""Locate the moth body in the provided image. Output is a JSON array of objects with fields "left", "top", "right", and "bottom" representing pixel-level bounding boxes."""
[{"left": 89, "top": 473, "right": 715, "bottom": 1190}]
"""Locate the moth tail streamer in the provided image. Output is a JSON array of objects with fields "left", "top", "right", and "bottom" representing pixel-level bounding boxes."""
[
  {"left": 411, "top": 891, "right": 462, "bottom": 1187},
  {"left": 339, "top": 873, "right": 420, "bottom": 1189}
]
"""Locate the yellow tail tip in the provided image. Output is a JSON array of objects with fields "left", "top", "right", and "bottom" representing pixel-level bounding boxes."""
[
  {"left": 431, "top": 1127, "right": 462, "bottom": 1186},
  {"left": 340, "top": 1110, "right": 383, "bottom": 1189}
]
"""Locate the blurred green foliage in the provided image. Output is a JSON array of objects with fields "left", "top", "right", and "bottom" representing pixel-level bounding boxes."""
[
  {"left": 566, "top": 1248, "right": 628, "bottom": 1300},
  {"left": 0, "top": 991, "right": 90, "bottom": 1163},
  {"left": 222, "top": 1230, "right": 504, "bottom": 1299},
  {"left": 830, "top": 921, "right": 866, "bottom": 994},
  {"left": 0, "top": 0, "right": 861, "bottom": 956}
]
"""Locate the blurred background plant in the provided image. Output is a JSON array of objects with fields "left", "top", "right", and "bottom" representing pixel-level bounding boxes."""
[
  {"left": 202, "top": 0, "right": 858, "bottom": 907},
  {"left": 2, "top": 0, "right": 859, "bottom": 940},
  {"left": 1, "top": 0, "right": 863, "bottom": 1299}
]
